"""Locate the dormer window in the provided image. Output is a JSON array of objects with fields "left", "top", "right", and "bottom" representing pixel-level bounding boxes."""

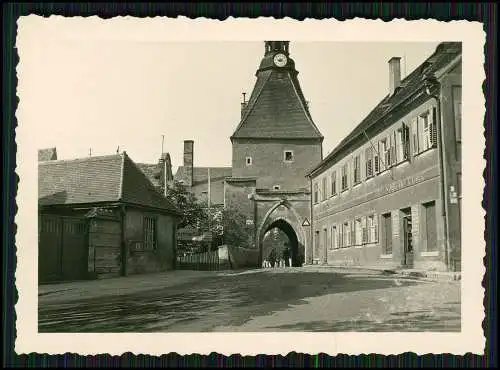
[
  {"left": 246, "top": 157, "right": 253, "bottom": 166},
  {"left": 284, "top": 150, "right": 294, "bottom": 162},
  {"left": 273, "top": 185, "right": 281, "bottom": 190}
]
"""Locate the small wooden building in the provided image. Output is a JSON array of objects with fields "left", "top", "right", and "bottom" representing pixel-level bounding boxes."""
[{"left": 38, "top": 151, "right": 181, "bottom": 283}]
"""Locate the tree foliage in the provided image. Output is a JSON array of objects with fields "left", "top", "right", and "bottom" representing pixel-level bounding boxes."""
[
  {"left": 165, "top": 181, "right": 254, "bottom": 248},
  {"left": 164, "top": 180, "right": 208, "bottom": 229},
  {"left": 220, "top": 207, "right": 254, "bottom": 248}
]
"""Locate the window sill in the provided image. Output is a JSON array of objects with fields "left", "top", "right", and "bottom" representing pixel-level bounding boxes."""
[
  {"left": 393, "top": 158, "right": 410, "bottom": 168},
  {"left": 352, "top": 181, "right": 362, "bottom": 188},
  {"left": 379, "top": 254, "right": 393, "bottom": 259},
  {"left": 420, "top": 251, "right": 439, "bottom": 257},
  {"left": 376, "top": 168, "right": 390, "bottom": 176},
  {"left": 413, "top": 147, "right": 436, "bottom": 158},
  {"left": 341, "top": 188, "right": 349, "bottom": 194}
]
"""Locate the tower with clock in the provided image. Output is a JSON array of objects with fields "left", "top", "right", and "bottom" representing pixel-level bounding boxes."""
[
  {"left": 225, "top": 41, "right": 324, "bottom": 267},
  {"left": 230, "top": 40, "right": 324, "bottom": 190}
]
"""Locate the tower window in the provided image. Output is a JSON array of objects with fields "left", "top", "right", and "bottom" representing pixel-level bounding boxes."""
[
  {"left": 284, "top": 150, "right": 294, "bottom": 162},
  {"left": 246, "top": 156, "right": 252, "bottom": 166}
]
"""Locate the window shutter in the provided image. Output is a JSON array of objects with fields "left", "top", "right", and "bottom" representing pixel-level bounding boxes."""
[
  {"left": 339, "top": 226, "right": 343, "bottom": 248},
  {"left": 346, "top": 162, "right": 350, "bottom": 189},
  {"left": 384, "top": 144, "right": 390, "bottom": 169},
  {"left": 403, "top": 122, "right": 410, "bottom": 159},
  {"left": 430, "top": 107, "right": 438, "bottom": 147},
  {"left": 350, "top": 221, "right": 355, "bottom": 246},
  {"left": 411, "top": 117, "right": 419, "bottom": 154},
  {"left": 392, "top": 131, "right": 397, "bottom": 164},
  {"left": 374, "top": 215, "right": 379, "bottom": 242},
  {"left": 331, "top": 227, "right": 334, "bottom": 249},
  {"left": 352, "top": 158, "right": 356, "bottom": 184},
  {"left": 362, "top": 217, "right": 367, "bottom": 244},
  {"left": 420, "top": 115, "right": 427, "bottom": 150}
]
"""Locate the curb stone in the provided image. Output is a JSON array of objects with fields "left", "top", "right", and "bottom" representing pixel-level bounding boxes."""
[{"left": 302, "top": 264, "right": 461, "bottom": 283}]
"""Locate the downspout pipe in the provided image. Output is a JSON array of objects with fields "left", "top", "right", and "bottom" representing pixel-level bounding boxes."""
[
  {"left": 308, "top": 175, "right": 313, "bottom": 265},
  {"left": 425, "top": 77, "right": 452, "bottom": 271}
]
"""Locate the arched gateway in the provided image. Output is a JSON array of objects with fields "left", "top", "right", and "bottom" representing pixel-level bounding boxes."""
[{"left": 257, "top": 199, "right": 308, "bottom": 267}]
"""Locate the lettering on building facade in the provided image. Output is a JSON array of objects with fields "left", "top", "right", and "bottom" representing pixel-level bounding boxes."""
[
  {"left": 315, "top": 174, "right": 429, "bottom": 217},
  {"left": 380, "top": 175, "right": 426, "bottom": 195}
]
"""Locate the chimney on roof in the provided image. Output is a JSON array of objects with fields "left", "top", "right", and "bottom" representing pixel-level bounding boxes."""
[
  {"left": 38, "top": 147, "right": 57, "bottom": 162},
  {"left": 241, "top": 92, "right": 248, "bottom": 119},
  {"left": 183, "top": 140, "right": 194, "bottom": 187},
  {"left": 388, "top": 57, "right": 402, "bottom": 96}
]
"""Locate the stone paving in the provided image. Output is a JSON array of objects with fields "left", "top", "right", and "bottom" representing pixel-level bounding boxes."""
[{"left": 38, "top": 268, "right": 460, "bottom": 333}]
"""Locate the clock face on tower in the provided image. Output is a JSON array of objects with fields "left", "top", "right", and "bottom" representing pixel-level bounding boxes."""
[{"left": 273, "top": 53, "right": 288, "bottom": 67}]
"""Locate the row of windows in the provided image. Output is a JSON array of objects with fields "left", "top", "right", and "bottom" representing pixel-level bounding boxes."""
[
  {"left": 317, "top": 214, "right": 380, "bottom": 250},
  {"left": 245, "top": 150, "right": 294, "bottom": 166},
  {"left": 314, "top": 108, "right": 438, "bottom": 204}
]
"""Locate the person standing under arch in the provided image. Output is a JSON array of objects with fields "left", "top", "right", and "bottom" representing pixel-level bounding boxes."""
[{"left": 283, "top": 243, "right": 291, "bottom": 267}]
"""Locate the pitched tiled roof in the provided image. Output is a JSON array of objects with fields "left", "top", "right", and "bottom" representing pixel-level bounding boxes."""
[
  {"left": 308, "top": 42, "right": 462, "bottom": 177},
  {"left": 231, "top": 66, "right": 323, "bottom": 140},
  {"left": 39, "top": 153, "right": 180, "bottom": 214},
  {"left": 38, "top": 148, "right": 57, "bottom": 162},
  {"left": 120, "top": 154, "right": 178, "bottom": 212},
  {"left": 137, "top": 153, "right": 173, "bottom": 190},
  {"left": 174, "top": 166, "right": 232, "bottom": 185},
  {"left": 137, "top": 163, "right": 162, "bottom": 188}
]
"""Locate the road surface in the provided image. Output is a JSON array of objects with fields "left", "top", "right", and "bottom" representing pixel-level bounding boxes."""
[{"left": 38, "top": 268, "right": 460, "bottom": 332}]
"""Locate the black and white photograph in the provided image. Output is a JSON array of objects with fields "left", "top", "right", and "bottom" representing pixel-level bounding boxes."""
[{"left": 15, "top": 16, "right": 485, "bottom": 355}]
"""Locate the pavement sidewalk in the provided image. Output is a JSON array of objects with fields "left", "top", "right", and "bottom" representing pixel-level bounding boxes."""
[
  {"left": 38, "top": 269, "right": 219, "bottom": 304},
  {"left": 302, "top": 263, "right": 461, "bottom": 283}
]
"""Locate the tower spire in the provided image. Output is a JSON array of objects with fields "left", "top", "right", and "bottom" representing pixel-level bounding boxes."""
[{"left": 264, "top": 41, "right": 290, "bottom": 56}]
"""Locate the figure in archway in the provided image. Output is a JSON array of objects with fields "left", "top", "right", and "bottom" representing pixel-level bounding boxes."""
[
  {"left": 283, "top": 242, "right": 291, "bottom": 267},
  {"left": 268, "top": 248, "right": 277, "bottom": 268}
]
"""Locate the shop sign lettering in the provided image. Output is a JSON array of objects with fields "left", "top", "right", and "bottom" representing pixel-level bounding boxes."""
[{"left": 381, "top": 175, "right": 426, "bottom": 194}]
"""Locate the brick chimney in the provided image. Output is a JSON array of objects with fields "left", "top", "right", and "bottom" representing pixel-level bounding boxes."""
[
  {"left": 241, "top": 92, "right": 248, "bottom": 119},
  {"left": 183, "top": 140, "right": 194, "bottom": 187},
  {"left": 388, "top": 57, "right": 401, "bottom": 96}
]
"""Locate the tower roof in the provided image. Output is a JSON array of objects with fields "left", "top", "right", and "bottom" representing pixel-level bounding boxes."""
[{"left": 231, "top": 41, "right": 323, "bottom": 141}]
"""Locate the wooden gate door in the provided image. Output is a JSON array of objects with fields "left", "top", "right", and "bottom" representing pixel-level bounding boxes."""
[
  {"left": 39, "top": 215, "right": 62, "bottom": 282},
  {"left": 61, "top": 217, "right": 88, "bottom": 281}
]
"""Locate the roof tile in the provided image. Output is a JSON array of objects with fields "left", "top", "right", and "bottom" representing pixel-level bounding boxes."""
[
  {"left": 232, "top": 69, "right": 323, "bottom": 140},
  {"left": 39, "top": 153, "right": 180, "bottom": 214}
]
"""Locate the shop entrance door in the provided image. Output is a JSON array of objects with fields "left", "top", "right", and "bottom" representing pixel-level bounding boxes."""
[{"left": 401, "top": 208, "right": 414, "bottom": 267}]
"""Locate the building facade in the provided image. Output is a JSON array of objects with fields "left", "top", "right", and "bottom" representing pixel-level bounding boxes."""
[
  {"left": 307, "top": 42, "right": 462, "bottom": 272},
  {"left": 224, "top": 41, "right": 324, "bottom": 266},
  {"left": 38, "top": 152, "right": 181, "bottom": 283}
]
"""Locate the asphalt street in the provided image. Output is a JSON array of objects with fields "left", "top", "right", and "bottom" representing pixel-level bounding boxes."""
[{"left": 38, "top": 268, "right": 460, "bottom": 332}]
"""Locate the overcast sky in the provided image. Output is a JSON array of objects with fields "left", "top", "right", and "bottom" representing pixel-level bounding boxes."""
[{"left": 18, "top": 22, "right": 439, "bottom": 172}]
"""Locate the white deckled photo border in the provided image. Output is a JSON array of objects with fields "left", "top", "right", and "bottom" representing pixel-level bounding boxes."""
[{"left": 14, "top": 16, "right": 486, "bottom": 356}]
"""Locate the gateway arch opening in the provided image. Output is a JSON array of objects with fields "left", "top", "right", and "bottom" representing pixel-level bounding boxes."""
[{"left": 261, "top": 219, "right": 304, "bottom": 268}]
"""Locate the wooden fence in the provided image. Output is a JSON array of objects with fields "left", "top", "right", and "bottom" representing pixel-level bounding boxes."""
[{"left": 176, "top": 249, "right": 222, "bottom": 271}]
